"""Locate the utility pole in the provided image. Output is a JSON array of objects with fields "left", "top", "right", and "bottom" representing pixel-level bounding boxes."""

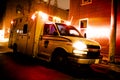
[
  {"left": 47, "top": 0, "right": 51, "bottom": 14},
  {"left": 53, "top": 0, "right": 58, "bottom": 15},
  {"left": 54, "top": 0, "right": 58, "bottom": 7},
  {"left": 108, "top": 0, "right": 117, "bottom": 63},
  {"left": 48, "top": 0, "right": 51, "bottom": 5},
  {"left": 28, "top": 0, "right": 32, "bottom": 13}
]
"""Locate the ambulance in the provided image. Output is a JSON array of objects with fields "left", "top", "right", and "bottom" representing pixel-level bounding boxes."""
[{"left": 8, "top": 11, "right": 102, "bottom": 65}]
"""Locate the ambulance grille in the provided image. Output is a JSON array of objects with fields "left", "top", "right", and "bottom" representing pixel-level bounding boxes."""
[
  {"left": 87, "top": 45, "right": 100, "bottom": 58},
  {"left": 87, "top": 51, "right": 100, "bottom": 58}
]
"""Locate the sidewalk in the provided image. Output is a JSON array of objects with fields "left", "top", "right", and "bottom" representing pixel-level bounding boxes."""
[
  {"left": 0, "top": 39, "right": 120, "bottom": 74},
  {"left": 98, "top": 63, "right": 120, "bottom": 73},
  {"left": 0, "top": 39, "right": 13, "bottom": 53},
  {"left": 91, "top": 61, "right": 120, "bottom": 74},
  {"left": 100, "top": 53, "right": 120, "bottom": 74}
]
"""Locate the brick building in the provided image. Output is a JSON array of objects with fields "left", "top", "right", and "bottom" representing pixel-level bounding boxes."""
[
  {"left": 0, "top": 0, "right": 68, "bottom": 39},
  {"left": 69, "top": 0, "right": 120, "bottom": 62}
]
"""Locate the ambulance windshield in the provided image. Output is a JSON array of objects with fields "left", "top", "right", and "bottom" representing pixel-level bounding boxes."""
[{"left": 56, "top": 23, "right": 83, "bottom": 37}]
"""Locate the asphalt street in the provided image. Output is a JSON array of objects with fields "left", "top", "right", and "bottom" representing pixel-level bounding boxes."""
[{"left": 0, "top": 41, "right": 120, "bottom": 80}]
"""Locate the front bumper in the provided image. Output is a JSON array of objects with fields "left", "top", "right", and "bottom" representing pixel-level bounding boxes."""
[
  {"left": 68, "top": 54, "right": 103, "bottom": 64},
  {"left": 76, "top": 58, "right": 101, "bottom": 64}
]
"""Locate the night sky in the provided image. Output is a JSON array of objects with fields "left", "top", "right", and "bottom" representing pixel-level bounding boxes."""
[
  {"left": 0, "top": 0, "right": 7, "bottom": 22},
  {"left": 0, "top": 0, "right": 69, "bottom": 22}
]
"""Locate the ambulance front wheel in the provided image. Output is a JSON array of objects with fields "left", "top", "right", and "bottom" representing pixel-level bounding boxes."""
[{"left": 51, "top": 49, "right": 68, "bottom": 68}]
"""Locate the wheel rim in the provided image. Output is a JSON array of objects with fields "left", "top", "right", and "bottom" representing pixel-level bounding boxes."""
[{"left": 52, "top": 50, "right": 67, "bottom": 67}]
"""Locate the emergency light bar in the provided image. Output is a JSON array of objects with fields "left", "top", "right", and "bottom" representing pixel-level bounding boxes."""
[{"left": 31, "top": 11, "right": 71, "bottom": 25}]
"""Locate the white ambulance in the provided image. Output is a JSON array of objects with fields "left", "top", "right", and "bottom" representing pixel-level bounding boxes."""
[{"left": 8, "top": 11, "right": 102, "bottom": 65}]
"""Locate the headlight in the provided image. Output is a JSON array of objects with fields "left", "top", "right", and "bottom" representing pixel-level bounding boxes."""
[
  {"left": 73, "top": 41, "right": 87, "bottom": 50},
  {"left": 73, "top": 41, "right": 87, "bottom": 55}
]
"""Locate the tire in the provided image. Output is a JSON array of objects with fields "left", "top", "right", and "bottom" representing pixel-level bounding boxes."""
[
  {"left": 51, "top": 49, "right": 68, "bottom": 68},
  {"left": 13, "top": 43, "right": 17, "bottom": 54}
]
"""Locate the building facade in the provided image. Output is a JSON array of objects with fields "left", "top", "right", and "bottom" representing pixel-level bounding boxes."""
[
  {"left": 69, "top": 0, "right": 120, "bottom": 62},
  {"left": 0, "top": 0, "right": 69, "bottom": 39}
]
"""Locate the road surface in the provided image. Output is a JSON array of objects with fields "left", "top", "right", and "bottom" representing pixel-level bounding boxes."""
[{"left": 0, "top": 52, "right": 119, "bottom": 80}]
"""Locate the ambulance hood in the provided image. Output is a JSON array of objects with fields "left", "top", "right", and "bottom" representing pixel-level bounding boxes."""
[{"left": 63, "top": 36, "right": 100, "bottom": 47}]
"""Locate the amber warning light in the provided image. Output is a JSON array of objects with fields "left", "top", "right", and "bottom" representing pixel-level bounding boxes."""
[{"left": 31, "top": 11, "right": 71, "bottom": 25}]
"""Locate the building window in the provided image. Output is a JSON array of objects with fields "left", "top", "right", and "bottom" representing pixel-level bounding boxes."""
[
  {"left": 16, "top": 4, "right": 23, "bottom": 14},
  {"left": 20, "top": 18, "right": 22, "bottom": 23},
  {"left": 23, "top": 24, "right": 28, "bottom": 34},
  {"left": 79, "top": 19, "right": 88, "bottom": 36},
  {"left": 80, "top": 19, "right": 87, "bottom": 28},
  {"left": 81, "top": 0, "right": 92, "bottom": 5}
]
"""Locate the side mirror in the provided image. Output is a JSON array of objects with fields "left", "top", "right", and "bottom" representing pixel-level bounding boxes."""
[{"left": 84, "top": 33, "right": 86, "bottom": 38}]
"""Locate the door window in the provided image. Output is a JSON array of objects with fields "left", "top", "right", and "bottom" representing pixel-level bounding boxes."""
[
  {"left": 23, "top": 24, "right": 28, "bottom": 34},
  {"left": 43, "top": 24, "right": 57, "bottom": 35}
]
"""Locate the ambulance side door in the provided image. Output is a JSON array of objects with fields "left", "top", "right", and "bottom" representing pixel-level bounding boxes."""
[
  {"left": 38, "top": 23, "right": 57, "bottom": 60},
  {"left": 17, "top": 23, "right": 28, "bottom": 54},
  {"left": 25, "top": 20, "right": 36, "bottom": 56}
]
